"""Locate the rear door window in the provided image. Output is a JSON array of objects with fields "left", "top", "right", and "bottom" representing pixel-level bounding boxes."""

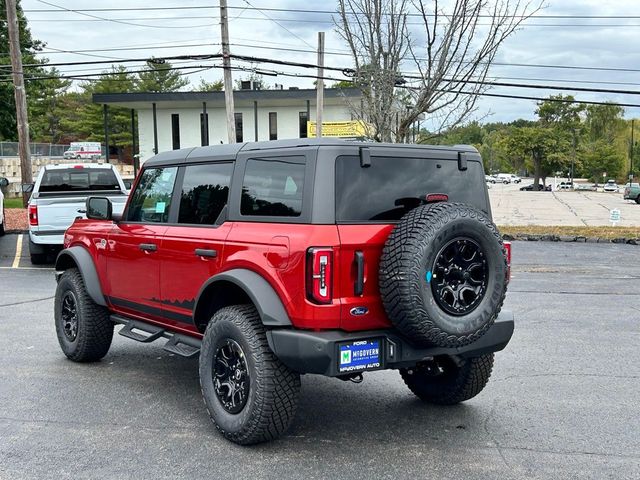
[
  {"left": 178, "top": 163, "right": 233, "bottom": 225},
  {"left": 39, "top": 168, "right": 121, "bottom": 192},
  {"left": 126, "top": 167, "right": 178, "bottom": 223},
  {"left": 335, "top": 155, "right": 488, "bottom": 222},
  {"left": 240, "top": 158, "right": 305, "bottom": 217}
]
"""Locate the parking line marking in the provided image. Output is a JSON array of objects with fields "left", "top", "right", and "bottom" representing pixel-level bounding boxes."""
[
  {"left": 11, "top": 234, "right": 23, "bottom": 269},
  {"left": 0, "top": 266, "right": 54, "bottom": 271}
]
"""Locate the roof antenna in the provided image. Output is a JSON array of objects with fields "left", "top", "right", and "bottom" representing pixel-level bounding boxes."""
[{"left": 359, "top": 147, "right": 371, "bottom": 168}]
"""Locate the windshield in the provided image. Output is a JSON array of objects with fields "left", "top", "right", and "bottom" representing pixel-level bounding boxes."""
[
  {"left": 39, "top": 168, "right": 120, "bottom": 192},
  {"left": 335, "top": 155, "right": 489, "bottom": 222}
]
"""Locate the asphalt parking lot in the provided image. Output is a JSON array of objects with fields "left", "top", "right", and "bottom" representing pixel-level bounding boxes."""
[
  {"left": 489, "top": 182, "right": 640, "bottom": 227},
  {"left": 0, "top": 235, "right": 639, "bottom": 479}
]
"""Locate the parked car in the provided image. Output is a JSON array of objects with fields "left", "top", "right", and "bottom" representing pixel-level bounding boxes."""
[
  {"left": 0, "top": 176, "right": 8, "bottom": 236},
  {"left": 496, "top": 173, "right": 512, "bottom": 184},
  {"left": 53, "top": 140, "right": 514, "bottom": 445},
  {"left": 575, "top": 183, "right": 596, "bottom": 191},
  {"left": 623, "top": 182, "right": 640, "bottom": 203},
  {"left": 558, "top": 181, "right": 573, "bottom": 190},
  {"left": 509, "top": 174, "right": 522, "bottom": 184},
  {"left": 520, "top": 183, "right": 551, "bottom": 191},
  {"left": 485, "top": 174, "right": 496, "bottom": 183},
  {"left": 603, "top": 180, "right": 619, "bottom": 193},
  {"left": 26, "top": 163, "right": 129, "bottom": 264}
]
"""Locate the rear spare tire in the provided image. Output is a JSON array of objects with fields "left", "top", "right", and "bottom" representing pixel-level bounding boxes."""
[{"left": 379, "top": 202, "right": 508, "bottom": 347}]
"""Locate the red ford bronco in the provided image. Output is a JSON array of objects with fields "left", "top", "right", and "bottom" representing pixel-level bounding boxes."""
[{"left": 54, "top": 139, "right": 513, "bottom": 445}]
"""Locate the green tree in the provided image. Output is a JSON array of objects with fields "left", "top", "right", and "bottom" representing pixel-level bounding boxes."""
[
  {"left": 62, "top": 67, "right": 137, "bottom": 152},
  {"left": 581, "top": 140, "right": 625, "bottom": 182},
  {"left": 0, "top": 0, "right": 45, "bottom": 140},
  {"left": 136, "top": 59, "right": 189, "bottom": 92},
  {"left": 28, "top": 68, "right": 71, "bottom": 143},
  {"left": 536, "top": 95, "right": 584, "bottom": 127},
  {"left": 585, "top": 103, "right": 625, "bottom": 143},
  {"left": 196, "top": 78, "right": 223, "bottom": 91}
]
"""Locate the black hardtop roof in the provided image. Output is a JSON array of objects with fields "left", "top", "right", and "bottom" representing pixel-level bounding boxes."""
[{"left": 143, "top": 139, "right": 479, "bottom": 167}]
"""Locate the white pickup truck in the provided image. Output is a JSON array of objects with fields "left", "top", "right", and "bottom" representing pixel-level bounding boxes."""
[{"left": 27, "top": 163, "right": 129, "bottom": 264}]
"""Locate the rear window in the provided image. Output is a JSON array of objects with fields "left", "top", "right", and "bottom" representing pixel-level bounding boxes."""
[
  {"left": 335, "top": 155, "right": 488, "bottom": 222},
  {"left": 39, "top": 168, "right": 120, "bottom": 192},
  {"left": 240, "top": 158, "right": 305, "bottom": 217}
]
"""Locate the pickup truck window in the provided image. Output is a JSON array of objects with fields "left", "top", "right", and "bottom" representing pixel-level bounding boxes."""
[
  {"left": 178, "top": 163, "right": 233, "bottom": 225},
  {"left": 39, "top": 168, "right": 121, "bottom": 192},
  {"left": 126, "top": 167, "right": 178, "bottom": 223}
]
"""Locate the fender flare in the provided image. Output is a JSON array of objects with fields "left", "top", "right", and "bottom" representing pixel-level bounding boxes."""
[
  {"left": 195, "top": 269, "right": 292, "bottom": 327},
  {"left": 55, "top": 246, "right": 107, "bottom": 307}
]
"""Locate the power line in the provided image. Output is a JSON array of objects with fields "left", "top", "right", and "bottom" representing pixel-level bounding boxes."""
[{"left": 22, "top": 4, "right": 640, "bottom": 19}]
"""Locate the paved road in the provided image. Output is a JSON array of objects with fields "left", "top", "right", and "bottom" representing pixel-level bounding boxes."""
[
  {"left": 489, "top": 182, "right": 640, "bottom": 226},
  {"left": 0, "top": 236, "right": 638, "bottom": 479}
]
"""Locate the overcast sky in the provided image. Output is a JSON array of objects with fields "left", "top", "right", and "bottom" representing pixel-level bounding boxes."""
[{"left": 20, "top": 0, "right": 640, "bottom": 123}]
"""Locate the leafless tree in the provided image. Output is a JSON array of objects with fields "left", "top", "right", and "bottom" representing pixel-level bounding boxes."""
[{"left": 335, "top": 0, "right": 544, "bottom": 142}]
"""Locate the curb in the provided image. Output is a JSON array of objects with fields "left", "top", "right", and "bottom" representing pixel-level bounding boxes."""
[{"left": 502, "top": 233, "right": 639, "bottom": 245}]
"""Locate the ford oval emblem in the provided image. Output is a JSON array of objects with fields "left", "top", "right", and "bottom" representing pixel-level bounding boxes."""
[{"left": 350, "top": 306, "right": 369, "bottom": 316}]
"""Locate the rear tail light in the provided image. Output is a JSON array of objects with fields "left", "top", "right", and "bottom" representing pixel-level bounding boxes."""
[
  {"left": 306, "top": 247, "right": 333, "bottom": 304},
  {"left": 28, "top": 205, "right": 38, "bottom": 226},
  {"left": 426, "top": 193, "right": 448, "bottom": 203},
  {"left": 504, "top": 241, "right": 512, "bottom": 281}
]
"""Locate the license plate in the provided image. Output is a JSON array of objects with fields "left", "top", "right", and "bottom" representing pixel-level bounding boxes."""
[{"left": 338, "top": 339, "right": 382, "bottom": 373}]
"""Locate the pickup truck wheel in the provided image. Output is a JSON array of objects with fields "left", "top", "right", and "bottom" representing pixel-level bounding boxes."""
[
  {"left": 54, "top": 268, "right": 113, "bottom": 362},
  {"left": 400, "top": 354, "right": 494, "bottom": 405},
  {"left": 635, "top": 195, "right": 640, "bottom": 204},
  {"left": 379, "top": 202, "right": 508, "bottom": 347},
  {"left": 199, "top": 305, "right": 301, "bottom": 445}
]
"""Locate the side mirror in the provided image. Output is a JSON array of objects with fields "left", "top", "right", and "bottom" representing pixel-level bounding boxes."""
[
  {"left": 0, "top": 177, "right": 9, "bottom": 188},
  {"left": 86, "top": 197, "right": 113, "bottom": 221},
  {"left": 123, "top": 180, "right": 132, "bottom": 190},
  {"left": 21, "top": 183, "right": 34, "bottom": 193}
]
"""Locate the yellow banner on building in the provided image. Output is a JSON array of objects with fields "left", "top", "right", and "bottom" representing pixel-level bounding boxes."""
[{"left": 307, "top": 120, "right": 368, "bottom": 138}]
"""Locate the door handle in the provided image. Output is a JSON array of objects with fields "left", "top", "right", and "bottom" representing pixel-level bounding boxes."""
[
  {"left": 194, "top": 248, "right": 217, "bottom": 258},
  {"left": 139, "top": 243, "right": 157, "bottom": 252},
  {"left": 354, "top": 250, "right": 365, "bottom": 296}
]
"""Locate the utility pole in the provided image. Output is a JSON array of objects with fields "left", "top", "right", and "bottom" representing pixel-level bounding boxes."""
[
  {"left": 630, "top": 119, "right": 635, "bottom": 187},
  {"left": 220, "top": 0, "right": 236, "bottom": 144},
  {"left": 6, "top": 0, "right": 33, "bottom": 207},
  {"left": 316, "top": 32, "right": 325, "bottom": 138},
  {"left": 571, "top": 128, "right": 577, "bottom": 185}
]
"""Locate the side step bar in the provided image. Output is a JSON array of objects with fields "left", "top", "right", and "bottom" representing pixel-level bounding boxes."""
[{"left": 111, "top": 315, "right": 202, "bottom": 358}]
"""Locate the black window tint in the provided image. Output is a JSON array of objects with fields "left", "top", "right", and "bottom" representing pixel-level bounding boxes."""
[
  {"left": 335, "top": 156, "right": 488, "bottom": 222},
  {"left": 126, "top": 167, "right": 178, "bottom": 223},
  {"left": 235, "top": 113, "right": 243, "bottom": 143},
  {"left": 241, "top": 158, "right": 304, "bottom": 217},
  {"left": 299, "top": 111, "right": 308, "bottom": 138},
  {"left": 178, "top": 163, "right": 233, "bottom": 225},
  {"left": 269, "top": 112, "right": 277, "bottom": 140},
  {"left": 40, "top": 168, "right": 120, "bottom": 192}
]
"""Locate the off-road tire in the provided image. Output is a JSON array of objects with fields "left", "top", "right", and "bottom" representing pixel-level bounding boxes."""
[
  {"left": 199, "top": 305, "right": 301, "bottom": 445},
  {"left": 635, "top": 195, "right": 640, "bottom": 205},
  {"left": 400, "top": 354, "right": 494, "bottom": 405},
  {"left": 54, "top": 268, "right": 113, "bottom": 362},
  {"left": 379, "top": 202, "right": 508, "bottom": 347}
]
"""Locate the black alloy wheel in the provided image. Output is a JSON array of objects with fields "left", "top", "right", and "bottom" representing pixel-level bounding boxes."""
[
  {"left": 213, "top": 339, "right": 250, "bottom": 414},
  {"left": 61, "top": 291, "right": 79, "bottom": 341},
  {"left": 431, "top": 238, "right": 488, "bottom": 316}
]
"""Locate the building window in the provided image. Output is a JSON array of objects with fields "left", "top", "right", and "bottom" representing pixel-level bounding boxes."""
[
  {"left": 299, "top": 111, "right": 308, "bottom": 138},
  {"left": 269, "top": 112, "right": 278, "bottom": 141},
  {"left": 171, "top": 114, "right": 180, "bottom": 150},
  {"left": 235, "top": 113, "right": 243, "bottom": 143},
  {"left": 200, "top": 113, "right": 209, "bottom": 146}
]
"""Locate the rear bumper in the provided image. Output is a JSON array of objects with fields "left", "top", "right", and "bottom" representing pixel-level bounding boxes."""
[
  {"left": 29, "top": 230, "right": 65, "bottom": 245},
  {"left": 267, "top": 311, "right": 514, "bottom": 377}
]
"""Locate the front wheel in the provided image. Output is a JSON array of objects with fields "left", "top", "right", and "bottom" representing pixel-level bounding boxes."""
[
  {"left": 54, "top": 268, "right": 114, "bottom": 362},
  {"left": 400, "top": 354, "right": 494, "bottom": 405},
  {"left": 199, "top": 305, "right": 301, "bottom": 445},
  {"left": 635, "top": 195, "right": 640, "bottom": 205}
]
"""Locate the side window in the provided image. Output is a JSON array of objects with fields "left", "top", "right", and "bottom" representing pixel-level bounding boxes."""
[
  {"left": 126, "top": 167, "right": 178, "bottom": 223},
  {"left": 241, "top": 158, "right": 305, "bottom": 217},
  {"left": 178, "top": 163, "right": 233, "bottom": 225}
]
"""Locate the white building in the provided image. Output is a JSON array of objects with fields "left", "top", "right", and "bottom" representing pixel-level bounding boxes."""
[{"left": 93, "top": 88, "right": 363, "bottom": 164}]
